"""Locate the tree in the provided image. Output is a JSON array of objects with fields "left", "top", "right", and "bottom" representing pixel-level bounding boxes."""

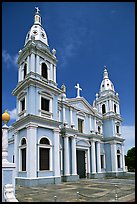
[{"left": 125, "top": 147, "right": 135, "bottom": 172}]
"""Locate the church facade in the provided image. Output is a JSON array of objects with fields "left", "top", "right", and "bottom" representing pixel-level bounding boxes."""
[{"left": 7, "top": 8, "right": 126, "bottom": 186}]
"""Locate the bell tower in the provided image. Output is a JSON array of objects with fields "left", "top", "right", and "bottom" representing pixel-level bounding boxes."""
[
  {"left": 94, "top": 66, "right": 122, "bottom": 138},
  {"left": 12, "top": 7, "right": 61, "bottom": 121}
]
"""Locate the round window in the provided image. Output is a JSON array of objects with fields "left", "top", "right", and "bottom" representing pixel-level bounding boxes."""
[
  {"left": 41, "top": 32, "right": 45, "bottom": 38},
  {"left": 33, "top": 30, "right": 38, "bottom": 35}
]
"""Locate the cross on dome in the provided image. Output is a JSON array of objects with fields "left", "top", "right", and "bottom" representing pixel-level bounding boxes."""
[
  {"left": 75, "top": 83, "right": 82, "bottom": 98},
  {"left": 35, "top": 7, "right": 40, "bottom": 13},
  {"left": 103, "top": 65, "right": 109, "bottom": 79}
]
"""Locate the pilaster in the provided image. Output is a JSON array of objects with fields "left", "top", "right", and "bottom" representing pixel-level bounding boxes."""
[
  {"left": 96, "top": 141, "right": 101, "bottom": 173},
  {"left": 110, "top": 141, "right": 117, "bottom": 172},
  {"left": 26, "top": 123, "right": 38, "bottom": 178},
  {"left": 71, "top": 135, "right": 77, "bottom": 175},
  {"left": 121, "top": 143, "right": 125, "bottom": 171},
  {"left": 91, "top": 140, "right": 96, "bottom": 173},
  {"left": 31, "top": 53, "right": 35, "bottom": 72},
  {"left": 53, "top": 128, "right": 60, "bottom": 177},
  {"left": 36, "top": 55, "right": 40, "bottom": 74},
  {"left": 64, "top": 135, "right": 70, "bottom": 176}
]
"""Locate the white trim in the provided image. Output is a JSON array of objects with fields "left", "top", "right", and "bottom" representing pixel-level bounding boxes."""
[
  {"left": 40, "top": 60, "right": 49, "bottom": 80},
  {"left": 19, "top": 137, "right": 27, "bottom": 172},
  {"left": 39, "top": 94, "right": 53, "bottom": 118},
  {"left": 76, "top": 147, "right": 90, "bottom": 177},
  {"left": 38, "top": 136, "right": 52, "bottom": 171},
  {"left": 77, "top": 117, "right": 85, "bottom": 133},
  {"left": 18, "top": 94, "right": 27, "bottom": 117}
]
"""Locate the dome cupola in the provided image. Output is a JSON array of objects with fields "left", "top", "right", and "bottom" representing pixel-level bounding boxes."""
[
  {"left": 25, "top": 7, "right": 49, "bottom": 46},
  {"left": 100, "top": 66, "right": 115, "bottom": 94}
]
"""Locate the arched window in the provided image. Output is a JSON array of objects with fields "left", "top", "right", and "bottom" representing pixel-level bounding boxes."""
[
  {"left": 114, "top": 104, "right": 117, "bottom": 113},
  {"left": 102, "top": 104, "right": 106, "bottom": 114},
  {"left": 20, "top": 138, "right": 26, "bottom": 171},
  {"left": 40, "top": 137, "right": 50, "bottom": 145},
  {"left": 39, "top": 137, "right": 51, "bottom": 170},
  {"left": 24, "top": 64, "right": 27, "bottom": 79},
  {"left": 98, "top": 126, "right": 101, "bottom": 134},
  {"left": 41, "top": 63, "right": 48, "bottom": 79},
  {"left": 21, "top": 138, "right": 26, "bottom": 145},
  {"left": 116, "top": 125, "right": 120, "bottom": 134},
  {"left": 117, "top": 149, "right": 121, "bottom": 168}
]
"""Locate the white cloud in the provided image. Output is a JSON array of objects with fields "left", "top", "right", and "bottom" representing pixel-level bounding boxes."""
[
  {"left": 2, "top": 50, "right": 18, "bottom": 68},
  {"left": 8, "top": 108, "right": 17, "bottom": 120},
  {"left": 121, "top": 126, "right": 135, "bottom": 155}
]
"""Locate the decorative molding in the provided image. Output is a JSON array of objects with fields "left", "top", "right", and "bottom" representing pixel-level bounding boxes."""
[{"left": 26, "top": 122, "right": 38, "bottom": 128}]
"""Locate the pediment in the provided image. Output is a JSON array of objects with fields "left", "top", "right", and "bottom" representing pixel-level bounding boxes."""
[
  {"left": 76, "top": 139, "right": 90, "bottom": 147},
  {"left": 67, "top": 97, "right": 95, "bottom": 115}
]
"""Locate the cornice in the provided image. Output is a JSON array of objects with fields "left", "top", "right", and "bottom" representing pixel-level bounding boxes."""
[
  {"left": 102, "top": 136, "right": 125, "bottom": 143},
  {"left": 11, "top": 114, "right": 61, "bottom": 130},
  {"left": 12, "top": 75, "right": 61, "bottom": 96}
]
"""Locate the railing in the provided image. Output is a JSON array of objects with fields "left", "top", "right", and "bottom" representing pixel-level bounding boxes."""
[{"left": 4, "top": 184, "right": 18, "bottom": 202}]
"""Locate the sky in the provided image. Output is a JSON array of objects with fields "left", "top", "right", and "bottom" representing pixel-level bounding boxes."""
[{"left": 2, "top": 2, "right": 135, "bottom": 155}]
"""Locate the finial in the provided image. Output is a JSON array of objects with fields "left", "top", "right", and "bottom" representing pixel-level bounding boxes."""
[
  {"left": 61, "top": 83, "right": 66, "bottom": 93},
  {"left": 52, "top": 48, "right": 56, "bottom": 57},
  {"left": 103, "top": 66, "right": 109, "bottom": 79},
  {"left": 35, "top": 7, "right": 40, "bottom": 14},
  {"left": 2, "top": 110, "right": 10, "bottom": 125}
]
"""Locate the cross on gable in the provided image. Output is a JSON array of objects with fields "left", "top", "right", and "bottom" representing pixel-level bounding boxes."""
[{"left": 75, "top": 83, "right": 82, "bottom": 98}]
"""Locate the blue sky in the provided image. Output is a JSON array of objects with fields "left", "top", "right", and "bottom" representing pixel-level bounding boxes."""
[{"left": 2, "top": 2, "right": 135, "bottom": 154}]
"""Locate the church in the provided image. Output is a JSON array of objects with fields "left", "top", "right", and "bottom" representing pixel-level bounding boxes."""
[{"left": 7, "top": 8, "right": 126, "bottom": 186}]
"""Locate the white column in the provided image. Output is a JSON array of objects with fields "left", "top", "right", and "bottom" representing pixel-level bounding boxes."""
[
  {"left": 110, "top": 100, "right": 113, "bottom": 112},
  {"left": 111, "top": 142, "right": 117, "bottom": 172},
  {"left": 2, "top": 125, "right": 17, "bottom": 200},
  {"left": 54, "top": 129, "right": 60, "bottom": 177},
  {"left": 98, "top": 103, "right": 101, "bottom": 113},
  {"left": 58, "top": 109, "right": 61, "bottom": 122},
  {"left": 71, "top": 136, "right": 77, "bottom": 175},
  {"left": 94, "top": 117, "right": 97, "bottom": 132},
  {"left": 89, "top": 115, "right": 91, "bottom": 131},
  {"left": 31, "top": 53, "right": 35, "bottom": 72},
  {"left": 121, "top": 144, "right": 125, "bottom": 171},
  {"left": 107, "top": 100, "right": 109, "bottom": 112},
  {"left": 103, "top": 154, "right": 106, "bottom": 169},
  {"left": 36, "top": 55, "right": 40, "bottom": 74},
  {"left": 111, "top": 101, "right": 114, "bottom": 112},
  {"left": 53, "top": 65, "right": 56, "bottom": 83},
  {"left": 91, "top": 140, "right": 96, "bottom": 173},
  {"left": 64, "top": 135, "right": 70, "bottom": 175},
  {"left": 20, "top": 64, "right": 23, "bottom": 81},
  {"left": 70, "top": 108, "right": 72, "bottom": 125},
  {"left": 2, "top": 125, "right": 9, "bottom": 162},
  {"left": 26, "top": 124, "right": 38, "bottom": 178},
  {"left": 70, "top": 107, "right": 74, "bottom": 127},
  {"left": 117, "top": 104, "right": 120, "bottom": 115},
  {"left": 27, "top": 55, "right": 30, "bottom": 73},
  {"left": 18, "top": 66, "right": 21, "bottom": 82},
  {"left": 63, "top": 105, "right": 66, "bottom": 123},
  {"left": 87, "top": 148, "right": 91, "bottom": 174},
  {"left": 96, "top": 141, "right": 101, "bottom": 173},
  {"left": 50, "top": 64, "right": 53, "bottom": 81},
  {"left": 14, "top": 131, "right": 18, "bottom": 176}
]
